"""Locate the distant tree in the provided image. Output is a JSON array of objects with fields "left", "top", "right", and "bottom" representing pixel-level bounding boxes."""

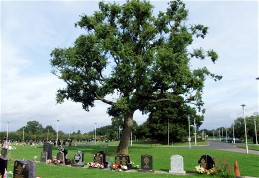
[
  {"left": 44, "top": 125, "right": 56, "bottom": 134},
  {"left": 21, "top": 120, "right": 44, "bottom": 135},
  {"left": 50, "top": 0, "right": 221, "bottom": 154}
]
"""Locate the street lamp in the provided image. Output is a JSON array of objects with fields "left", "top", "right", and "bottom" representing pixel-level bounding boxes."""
[
  {"left": 254, "top": 119, "right": 258, "bottom": 145},
  {"left": 241, "top": 104, "right": 248, "bottom": 154},
  {"left": 56, "top": 120, "right": 60, "bottom": 147},
  {"left": 167, "top": 119, "right": 170, "bottom": 145},
  {"left": 94, "top": 123, "right": 97, "bottom": 144},
  {"left": 232, "top": 122, "right": 235, "bottom": 144},
  {"left": 194, "top": 118, "right": 197, "bottom": 146},
  {"left": 188, "top": 116, "right": 191, "bottom": 148},
  {"left": 6, "top": 122, "right": 9, "bottom": 142}
]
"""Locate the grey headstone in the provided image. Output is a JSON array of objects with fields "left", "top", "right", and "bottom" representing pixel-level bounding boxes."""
[
  {"left": 1, "top": 148, "right": 7, "bottom": 158},
  {"left": 13, "top": 160, "right": 36, "bottom": 178},
  {"left": 43, "top": 142, "right": 52, "bottom": 160},
  {"left": 71, "top": 151, "right": 84, "bottom": 167},
  {"left": 56, "top": 152, "right": 65, "bottom": 164},
  {"left": 169, "top": 155, "right": 186, "bottom": 174},
  {"left": 40, "top": 151, "right": 48, "bottom": 163}
]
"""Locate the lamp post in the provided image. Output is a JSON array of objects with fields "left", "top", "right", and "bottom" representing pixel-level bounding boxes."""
[
  {"left": 256, "top": 77, "right": 259, "bottom": 145},
  {"left": 56, "top": 120, "right": 59, "bottom": 147},
  {"left": 188, "top": 116, "right": 191, "bottom": 148},
  {"left": 168, "top": 119, "right": 170, "bottom": 145},
  {"left": 241, "top": 104, "right": 248, "bottom": 154},
  {"left": 6, "top": 122, "right": 9, "bottom": 142},
  {"left": 94, "top": 123, "right": 97, "bottom": 144},
  {"left": 194, "top": 118, "right": 197, "bottom": 146},
  {"left": 254, "top": 119, "right": 258, "bottom": 145},
  {"left": 232, "top": 122, "right": 235, "bottom": 144}
]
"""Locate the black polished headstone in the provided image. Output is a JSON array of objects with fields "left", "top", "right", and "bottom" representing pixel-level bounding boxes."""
[
  {"left": 0, "top": 157, "right": 8, "bottom": 177},
  {"left": 94, "top": 151, "right": 106, "bottom": 164},
  {"left": 43, "top": 142, "right": 52, "bottom": 160},
  {"left": 141, "top": 155, "right": 153, "bottom": 172},
  {"left": 13, "top": 160, "right": 36, "bottom": 178},
  {"left": 115, "top": 154, "right": 131, "bottom": 169},
  {"left": 198, "top": 155, "right": 215, "bottom": 170}
]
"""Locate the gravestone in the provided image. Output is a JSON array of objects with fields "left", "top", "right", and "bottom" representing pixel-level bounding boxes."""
[
  {"left": 1, "top": 148, "right": 8, "bottom": 158},
  {"left": 0, "top": 157, "right": 8, "bottom": 177},
  {"left": 71, "top": 151, "right": 84, "bottom": 167},
  {"left": 198, "top": 155, "right": 215, "bottom": 170},
  {"left": 169, "top": 155, "right": 186, "bottom": 174},
  {"left": 56, "top": 152, "right": 65, "bottom": 164},
  {"left": 141, "top": 155, "right": 153, "bottom": 172},
  {"left": 13, "top": 160, "right": 36, "bottom": 178},
  {"left": 40, "top": 151, "right": 48, "bottom": 163},
  {"left": 115, "top": 154, "right": 131, "bottom": 169},
  {"left": 94, "top": 151, "right": 108, "bottom": 168},
  {"left": 43, "top": 142, "right": 52, "bottom": 160}
]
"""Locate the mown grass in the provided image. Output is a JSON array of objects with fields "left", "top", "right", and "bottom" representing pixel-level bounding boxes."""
[{"left": 5, "top": 141, "right": 259, "bottom": 178}]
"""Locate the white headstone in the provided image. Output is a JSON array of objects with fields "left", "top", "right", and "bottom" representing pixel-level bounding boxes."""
[{"left": 169, "top": 155, "right": 186, "bottom": 174}]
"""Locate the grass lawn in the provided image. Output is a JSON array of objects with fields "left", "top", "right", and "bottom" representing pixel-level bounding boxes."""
[{"left": 4, "top": 141, "right": 259, "bottom": 178}]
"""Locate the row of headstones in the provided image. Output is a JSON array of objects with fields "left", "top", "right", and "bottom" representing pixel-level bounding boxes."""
[
  {"left": 41, "top": 143, "right": 215, "bottom": 173},
  {"left": 0, "top": 157, "right": 36, "bottom": 178}
]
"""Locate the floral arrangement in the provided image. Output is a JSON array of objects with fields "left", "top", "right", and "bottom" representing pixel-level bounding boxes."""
[
  {"left": 195, "top": 165, "right": 216, "bottom": 175},
  {"left": 87, "top": 162, "right": 104, "bottom": 169}
]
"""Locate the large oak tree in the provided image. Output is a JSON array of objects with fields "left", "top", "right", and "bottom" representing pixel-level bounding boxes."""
[{"left": 50, "top": 0, "right": 221, "bottom": 154}]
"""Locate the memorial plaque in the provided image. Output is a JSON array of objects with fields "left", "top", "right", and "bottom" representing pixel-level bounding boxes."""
[
  {"left": 1, "top": 148, "right": 8, "bottom": 158},
  {"left": 198, "top": 155, "right": 214, "bottom": 170},
  {"left": 40, "top": 151, "right": 48, "bottom": 163},
  {"left": 141, "top": 155, "right": 153, "bottom": 172},
  {"left": 0, "top": 157, "right": 8, "bottom": 177},
  {"left": 13, "top": 160, "right": 36, "bottom": 178},
  {"left": 43, "top": 142, "right": 52, "bottom": 160},
  {"left": 169, "top": 155, "right": 186, "bottom": 174},
  {"left": 71, "top": 151, "right": 84, "bottom": 167}
]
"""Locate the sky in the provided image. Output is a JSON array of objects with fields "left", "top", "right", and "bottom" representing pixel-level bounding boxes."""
[{"left": 1, "top": 0, "right": 258, "bottom": 134}]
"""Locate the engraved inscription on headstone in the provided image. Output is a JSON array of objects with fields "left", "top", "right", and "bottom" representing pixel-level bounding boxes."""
[
  {"left": 169, "top": 155, "right": 186, "bottom": 174},
  {"left": 141, "top": 155, "right": 153, "bottom": 172}
]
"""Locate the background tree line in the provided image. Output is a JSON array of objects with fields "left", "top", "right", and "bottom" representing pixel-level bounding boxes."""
[{"left": 1, "top": 113, "right": 257, "bottom": 143}]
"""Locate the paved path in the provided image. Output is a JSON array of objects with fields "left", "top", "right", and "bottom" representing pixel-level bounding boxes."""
[{"left": 196, "top": 140, "right": 259, "bottom": 155}]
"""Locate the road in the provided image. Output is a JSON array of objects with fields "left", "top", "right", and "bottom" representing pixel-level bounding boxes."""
[{"left": 197, "top": 140, "right": 259, "bottom": 155}]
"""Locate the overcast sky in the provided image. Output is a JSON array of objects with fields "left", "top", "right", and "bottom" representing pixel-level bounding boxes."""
[{"left": 1, "top": 0, "right": 258, "bottom": 134}]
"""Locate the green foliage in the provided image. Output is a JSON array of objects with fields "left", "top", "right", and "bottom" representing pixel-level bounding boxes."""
[{"left": 50, "top": 0, "right": 221, "bottom": 153}]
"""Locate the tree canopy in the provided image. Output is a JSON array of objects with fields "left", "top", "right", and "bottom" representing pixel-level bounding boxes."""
[{"left": 50, "top": 0, "right": 221, "bottom": 154}]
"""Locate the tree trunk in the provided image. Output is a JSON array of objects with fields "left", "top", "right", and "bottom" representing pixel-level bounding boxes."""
[{"left": 116, "top": 111, "right": 134, "bottom": 154}]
